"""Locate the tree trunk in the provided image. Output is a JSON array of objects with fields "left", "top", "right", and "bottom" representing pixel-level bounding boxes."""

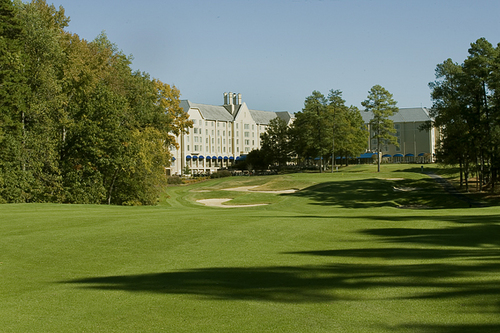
[{"left": 107, "top": 168, "right": 119, "bottom": 205}]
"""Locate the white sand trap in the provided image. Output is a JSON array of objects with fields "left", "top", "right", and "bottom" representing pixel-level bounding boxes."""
[
  {"left": 386, "top": 178, "right": 405, "bottom": 181},
  {"left": 197, "top": 198, "right": 269, "bottom": 208},
  {"left": 222, "top": 186, "right": 297, "bottom": 194}
]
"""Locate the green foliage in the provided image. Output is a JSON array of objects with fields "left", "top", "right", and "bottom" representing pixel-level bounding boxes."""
[
  {"left": 209, "top": 170, "right": 232, "bottom": 178},
  {"left": 291, "top": 90, "right": 368, "bottom": 171},
  {"left": 362, "top": 85, "right": 399, "bottom": 172},
  {"left": 167, "top": 175, "right": 182, "bottom": 185},
  {"left": 260, "top": 117, "right": 291, "bottom": 167},
  {"left": 0, "top": 1, "right": 189, "bottom": 204},
  {"left": 430, "top": 38, "right": 500, "bottom": 190}
]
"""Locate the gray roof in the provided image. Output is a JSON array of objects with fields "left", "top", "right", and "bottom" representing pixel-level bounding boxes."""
[
  {"left": 361, "top": 107, "right": 432, "bottom": 124},
  {"left": 180, "top": 100, "right": 234, "bottom": 122},
  {"left": 181, "top": 99, "right": 294, "bottom": 125},
  {"left": 249, "top": 109, "right": 281, "bottom": 125}
]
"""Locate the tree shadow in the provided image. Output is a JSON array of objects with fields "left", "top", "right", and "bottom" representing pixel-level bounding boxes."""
[
  {"left": 289, "top": 178, "right": 469, "bottom": 209},
  {"left": 361, "top": 223, "right": 500, "bottom": 248}
]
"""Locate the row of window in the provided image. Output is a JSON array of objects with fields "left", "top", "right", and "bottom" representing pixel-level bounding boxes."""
[
  {"left": 186, "top": 144, "right": 253, "bottom": 153},
  {"left": 191, "top": 119, "right": 262, "bottom": 131}
]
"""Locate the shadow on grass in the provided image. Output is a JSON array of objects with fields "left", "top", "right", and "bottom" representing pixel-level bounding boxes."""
[
  {"left": 289, "top": 177, "right": 469, "bottom": 209},
  {"left": 63, "top": 260, "right": 500, "bottom": 302}
]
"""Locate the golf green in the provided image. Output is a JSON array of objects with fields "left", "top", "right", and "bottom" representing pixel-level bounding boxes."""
[{"left": 1, "top": 165, "right": 499, "bottom": 332}]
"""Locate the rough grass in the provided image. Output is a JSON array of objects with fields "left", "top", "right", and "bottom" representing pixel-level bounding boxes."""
[{"left": 1, "top": 165, "right": 500, "bottom": 332}]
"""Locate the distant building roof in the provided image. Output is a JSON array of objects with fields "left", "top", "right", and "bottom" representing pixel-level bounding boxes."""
[
  {"left": 180, "top": 98, "right": 294, "bottom": 125},
  {"left": 362, "top": 107, "right": 432, "bottom": 124},
  {"left": 180, "top": 100, "right": 234, "bottom": 122}
]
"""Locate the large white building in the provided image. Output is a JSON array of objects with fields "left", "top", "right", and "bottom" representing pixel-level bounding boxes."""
[
  {"left": 167, "top": 92, "right": 294, "bottom": 176},
  {"left": 361, "top": 107, "right": 437, "bottom": 163}
]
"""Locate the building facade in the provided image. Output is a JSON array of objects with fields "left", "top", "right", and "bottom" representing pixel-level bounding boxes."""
[
  {"left": 361, "top": 107, "right": 437, "bottom": 163},
  {"left": 167, "top": 92, "right": 294, "bottom": 176}
]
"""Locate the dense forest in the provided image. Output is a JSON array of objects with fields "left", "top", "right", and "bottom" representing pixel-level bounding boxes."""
[{"left": 0, "top": 0, "right": 191, "bottom": 204}]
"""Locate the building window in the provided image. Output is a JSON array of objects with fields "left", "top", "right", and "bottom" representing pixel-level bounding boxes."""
[
  {"left": 206, "top": 146, "right": 209, "bottom": 152},
  {"left": 245, "top": 140, "right": 250, "bottom": 145},
  {"left": 244, "top": 124, "right": 249, "bottom": 130},
  {"left": 194, "top": 128, "right": 198, "bottom": 134},
  {"left": 192, "top": 119, "right": 196, "bottom": 125},
  {"left": 245, "top": 147, "right": 250, "bottom": 152},
  {"left": 244, "top": 132, "right": 249, "bottom": 137},
  {"left": 252, "top": 140, "right": 254, "bottom": 145},
  {"left": 236, "top": 123, "right": 239, "bottom": 129},
  {"left": 237, "top": 139, "right": 239, "bottom": 144},
  {"left": 252, "top": 124, "right": 254, "bottom": 130},
  {"left": 206, "top": 138, "right": 208, "bottom": 143},
  {"left": 223, "top": 131, "right": 225, "bottom": 136},
  {"left": 187, "top": 145, "right": 190, "bottom": 151},
  {"left": 187, "top": 136, "right": 190, "bottom": 142},
  {"left": 217, "top": 130, "right": 220, "bottom": 136}
]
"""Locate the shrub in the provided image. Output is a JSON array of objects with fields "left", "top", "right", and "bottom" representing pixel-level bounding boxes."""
[
  {"left": 167, "top": 176, "right": 182, "bottom": 185},
  {"left": 210, "top": 170, "right": 232, "bottom": 179}
]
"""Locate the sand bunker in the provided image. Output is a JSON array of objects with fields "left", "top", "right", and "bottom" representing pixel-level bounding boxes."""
[
  {"left": 196, "top": 186, "right": 297, "bottom": 207},
  {"left": 197, "top": 198, "right": 269, "bottom": 208}
]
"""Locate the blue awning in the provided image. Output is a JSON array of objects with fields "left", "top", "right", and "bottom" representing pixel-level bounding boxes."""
[
  {"left": 229, "top": 156, "right": 234, "bottom": 160},
  {"left": 223, "top": 156, "right": 228, "bottom": 160},
  {"left": 205, "top": 156, "right": 211, "bottom": 160},
  {"left": 382, "top": 154, "right": 392, "bottom": 158},
  {"left": 171, "top": 157, "right": 176, "bottom": 161},
  {"left": 186, "top": 155, "right": 192, "bottom": 159},
  {"left": 198, "top": 155, "right": 204, "bottom": 159},
  {"left": 358, "top": 153, "right": 376, "bottom": 159},
  {"left": 218, "top": 156, "right": 223, "bottom": 160},
  {"left": 418, "top": 153, "right": 425, "bottom": 157},
  {"left": 314, "top": 157, "right": 323, "bottom": 160},
  {"left": 192, "top": 155, "right": 198, "bottom": 160},
  {"left": 405, "top": 153, "right": 415, "bottom": 157},
  {"left": 394, "top": 154, "right": 404, "bottom": 157},
  {"left": 212, "top": 156, "right": 217, "bottom": 160}
]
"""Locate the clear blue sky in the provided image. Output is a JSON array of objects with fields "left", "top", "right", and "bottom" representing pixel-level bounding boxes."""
[{"left": 55, "top": 0, "right": 500, "bottom": 113}]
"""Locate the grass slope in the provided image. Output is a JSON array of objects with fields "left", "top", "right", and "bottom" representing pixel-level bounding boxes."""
[{"left": 1, "top": 165, "right": 499, "bottom": 332}]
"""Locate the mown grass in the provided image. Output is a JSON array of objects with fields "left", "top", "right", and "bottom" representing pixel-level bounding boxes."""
[{"left": 1, "top": 165, "right": 500, "bottom": 332}]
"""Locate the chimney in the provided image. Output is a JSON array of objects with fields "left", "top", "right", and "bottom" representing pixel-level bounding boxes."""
[
  {"left": 236, "top": 93, "right": 242, "bottom": 105},
  {"left": 223, "top": 92, "right": 228, "bottom": 105},
  {"left": 228, "top": 92, "right": 234, "bottom": 105}
]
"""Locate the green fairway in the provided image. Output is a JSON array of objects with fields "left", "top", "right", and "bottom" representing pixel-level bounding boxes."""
[{"left": 1, "top": 165, "right": 499, "bottom": 332}]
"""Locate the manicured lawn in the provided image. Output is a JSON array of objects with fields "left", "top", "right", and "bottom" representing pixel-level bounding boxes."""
[{"left": 1, "top": 165, "right": 499, "bottom": 332}]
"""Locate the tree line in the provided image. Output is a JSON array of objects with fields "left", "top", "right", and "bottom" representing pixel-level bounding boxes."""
[
  {"left": 248, "top": 86, "right": 398, "bottom": 173},
  {"left": 429, "top": 37, "right": 500, "bottom": 191},
  {"left": 0, "top": 0, "right": 191, "bottom": 204}
]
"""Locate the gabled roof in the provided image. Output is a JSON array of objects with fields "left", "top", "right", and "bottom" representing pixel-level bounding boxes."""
[
  {"left": 180, "top": 100, "right": 234, "bottom": 122},
  {"left": 362, "top": 107, "right": 432, "bottom": 124},
  {"left": 249, "top": 109, "right": 280, "bottom": 125},
  {"left": 181, "top": 99, "right": 294, "bottom": 125}
]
